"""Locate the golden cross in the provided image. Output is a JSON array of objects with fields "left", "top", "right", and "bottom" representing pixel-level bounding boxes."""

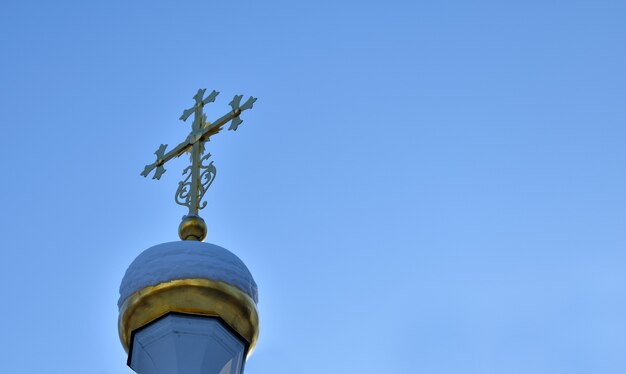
[{"left": 141, "top": 88, "right": 257, "bottom": 240}]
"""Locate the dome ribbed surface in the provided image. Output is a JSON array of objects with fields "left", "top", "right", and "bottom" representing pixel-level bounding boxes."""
[{"left": 118, "top": 241, "right": 258, "bottom": 308}]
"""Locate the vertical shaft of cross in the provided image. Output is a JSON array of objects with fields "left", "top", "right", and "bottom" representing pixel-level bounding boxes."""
[
  {"left": 177, "top": 101, "right": 208, "bottom": 241},
  {"left": 189, "top": 141, "right": 201, "bottom": 216},
  {"left": 188, "top": 103, "right": 204, "bottom": 217}
]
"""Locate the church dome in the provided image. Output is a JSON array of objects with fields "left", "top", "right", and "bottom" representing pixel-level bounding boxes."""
[
  {"left": 118, "top": 241, "right": 258, "bottom": 307},
  {"left": 118, "top": 241, "right": 259, "bottom": 355}
]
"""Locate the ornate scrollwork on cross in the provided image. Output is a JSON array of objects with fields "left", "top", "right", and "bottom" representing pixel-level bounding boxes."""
[
  {"left": 174, "top": 165, "right": 193, "bottom": 209},
  {"left": 197, "top": 153, "right": 217, "bottom": 210},
  {"left": 175, "top": 153, "right": 217, "bottom": 211}
]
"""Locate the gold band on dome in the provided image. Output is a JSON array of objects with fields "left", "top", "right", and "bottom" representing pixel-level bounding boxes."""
[{"left": 118, "top": 278, "right": 259, "bottom": 357}]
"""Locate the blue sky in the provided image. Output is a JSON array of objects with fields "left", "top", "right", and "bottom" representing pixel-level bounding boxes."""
[{"left": 1, "top": 1, "right": 625, "bottom": 373}]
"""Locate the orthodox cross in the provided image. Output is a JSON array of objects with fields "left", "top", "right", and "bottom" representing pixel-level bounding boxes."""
[{"left": 141, "top": 88, "right": 257, "bottom": 240}]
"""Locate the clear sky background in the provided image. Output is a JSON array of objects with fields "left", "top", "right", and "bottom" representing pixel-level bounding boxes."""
[{"left": 1, "top": 1, "right": 625, "bottom": 373}]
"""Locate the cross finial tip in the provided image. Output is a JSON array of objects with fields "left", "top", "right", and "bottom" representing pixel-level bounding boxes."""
[{"left": 193, "top": 88, "right": 206, "bottom": 101}]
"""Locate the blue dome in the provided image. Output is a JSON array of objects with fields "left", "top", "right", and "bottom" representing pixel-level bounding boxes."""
[{"left": 119, "top": 241, "right": 258, "bottom": 308}]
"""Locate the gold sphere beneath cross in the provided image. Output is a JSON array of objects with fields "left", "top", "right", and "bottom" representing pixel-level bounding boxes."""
[{"left": 179, "top": 215, "right": 207, "bottom": 241}]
